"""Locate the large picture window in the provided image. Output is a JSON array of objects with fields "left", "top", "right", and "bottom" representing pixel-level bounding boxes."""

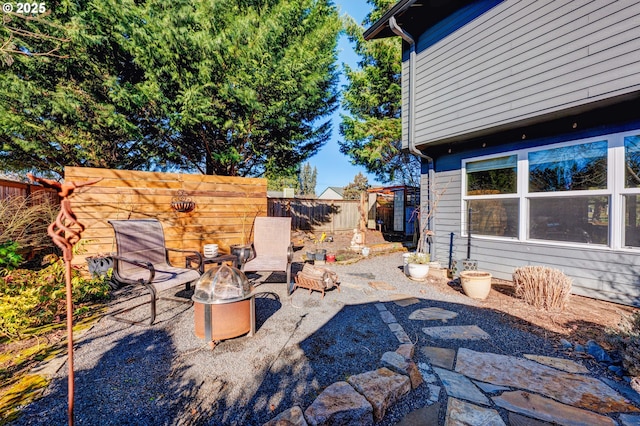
[
  {"left": 624, "top": 135, "right": 640, "bottom": 248},
  {"left": 529, "top": 141, "right": 607, "bottom": 192},
  {"left": 465, "top": 155, "right": 519, "bottom": 237},
  {"left": 461, "top": 133, "right": 640, "bottom": 248}
]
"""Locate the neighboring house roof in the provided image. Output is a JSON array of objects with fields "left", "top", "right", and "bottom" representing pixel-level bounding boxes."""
[{"left": 317, "top": 187, "right": 344, "bottom": 199}]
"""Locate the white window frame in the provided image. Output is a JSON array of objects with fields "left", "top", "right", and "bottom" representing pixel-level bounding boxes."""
[{"left": 461, "top": 128, "right": 640, "bottom": 251}]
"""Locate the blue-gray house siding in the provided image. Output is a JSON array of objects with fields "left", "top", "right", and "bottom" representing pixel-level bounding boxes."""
[{"left": 367, "top": 0, "right": 640, "bottom": 306}]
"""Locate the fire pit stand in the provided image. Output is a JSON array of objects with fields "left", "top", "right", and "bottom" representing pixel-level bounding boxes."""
[
  {"left": 194, "top": 294, "right": 255, "bottom": 349},
  {"left": 191, "top": 263, "right": 256, "bottom": 349}
]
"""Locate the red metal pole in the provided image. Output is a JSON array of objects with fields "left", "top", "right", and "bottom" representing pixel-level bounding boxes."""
[
  {"left": 28, "top": 175, "right": 100, "bottom": 426},
  {"left": 64, "top": 257, "right": 75, "bottom": 425}
]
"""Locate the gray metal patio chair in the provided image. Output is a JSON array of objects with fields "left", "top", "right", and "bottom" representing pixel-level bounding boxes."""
[
  {"left": 241, "top": 217, "right": 294, "bottom": 294},
  {"left": 108, "top": 219, "right": 203, "bottom": 325}
]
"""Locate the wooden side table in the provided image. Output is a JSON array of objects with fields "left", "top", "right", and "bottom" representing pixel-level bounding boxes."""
[{"left": 186, "top": 253, "right": 238, "bottom": 274}]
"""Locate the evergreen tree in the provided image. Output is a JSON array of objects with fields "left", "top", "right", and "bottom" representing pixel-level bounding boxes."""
[
  {"left": 0, "top": 0, "right": 341, "bottom": 178},
  {"left": 298, "top": 162, "right": 317, "bottom": 197},
  {"left": 266, "top": 168, "right": 299, "bottom": 192},
  {"left": 343, "top": 172, "right": 369, "bottom": 200},
  {"left": 0, "top": 1, "right": 168, "bottom": 178},
  {"left": 339, "top": 0, "right": 420, "bottom": 186}
]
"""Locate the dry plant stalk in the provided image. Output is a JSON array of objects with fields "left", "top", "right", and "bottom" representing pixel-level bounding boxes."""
[
  {"left": 512, "top": 265, "right": 572, "bottom": 310},
  {"left": 0, "top": 193, "right": 59, "bottom": 249}
]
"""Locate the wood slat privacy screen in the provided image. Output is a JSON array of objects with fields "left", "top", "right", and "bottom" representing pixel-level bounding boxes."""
[{"left": 65, "top": 167, "right": 267, "bottom": 264}]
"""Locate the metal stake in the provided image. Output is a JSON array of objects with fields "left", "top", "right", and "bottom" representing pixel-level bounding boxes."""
[{"left": 28, "top": 174, "right": 99, "bottom": 426}]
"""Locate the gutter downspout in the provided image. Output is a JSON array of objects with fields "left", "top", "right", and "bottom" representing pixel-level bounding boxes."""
[{"left": 389, "top": 16, "right": 437, "bottom": 258}]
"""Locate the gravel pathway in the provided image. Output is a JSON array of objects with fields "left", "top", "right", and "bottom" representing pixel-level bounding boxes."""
[{"left": 10, "top": 252, "right": 581, "bottom": 425}]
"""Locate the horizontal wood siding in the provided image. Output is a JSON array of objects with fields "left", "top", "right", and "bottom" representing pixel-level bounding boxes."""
[
  {"left": 65, "top": 167, "right": 267, "bottom": 266},
  {"left": 429, "top": 169, "right": 640, "bottom": 307},
  {"left": 412, "top": 0, "right": 640, "bottom": 146},
  {"left": 268, "top": 198, "right": 360, "bottom": 231}
]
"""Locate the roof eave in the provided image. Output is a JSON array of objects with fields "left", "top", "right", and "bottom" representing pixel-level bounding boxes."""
[{"left": 363, "top": 0, "right": 418, "bottom": 40}]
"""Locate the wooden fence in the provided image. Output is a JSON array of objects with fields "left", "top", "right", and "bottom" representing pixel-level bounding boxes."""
[
  {"left": 268, "top": 198, "right": 360, "bottom": 231},
  {"left": 65, "top": 167, "right": 267, "bottom": 264},
  {"left": 0, "top": 178, "right": 58, "bottom": 204}
]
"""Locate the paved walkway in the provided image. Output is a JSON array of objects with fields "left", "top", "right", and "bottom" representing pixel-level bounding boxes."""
[
  {"left": 377, "top": 298, "right": 640, "bottom": 426},
  {"left": 269, "top": 281, "right": 640, "bottom": 425}
]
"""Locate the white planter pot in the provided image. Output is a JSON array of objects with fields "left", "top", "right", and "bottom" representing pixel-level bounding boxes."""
[
  {"left": 407, "top": 263, "right": 430, "bottom": 281},
  {"left": 460, "top": 271, "right": 492, "bottom": 300},
  {"left": 86, "top": 256, "right": 114, "bottom": 277}
]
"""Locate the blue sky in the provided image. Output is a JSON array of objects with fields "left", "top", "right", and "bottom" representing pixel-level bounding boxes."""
[{"left": 310, "top": 0, "right": 383, "bottom": 192}]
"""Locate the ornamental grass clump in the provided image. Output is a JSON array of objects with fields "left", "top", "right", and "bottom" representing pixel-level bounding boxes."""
[
  {"left": 512, "top": 265, "right": 572, "bottom": 310},
  {"left": 606, "top": 310, "right": 640, "bottom": 377}
]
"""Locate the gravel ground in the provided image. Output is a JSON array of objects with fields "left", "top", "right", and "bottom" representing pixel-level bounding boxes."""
[{"left": 11, "top": 252, "right": 565, "bottom": 425}]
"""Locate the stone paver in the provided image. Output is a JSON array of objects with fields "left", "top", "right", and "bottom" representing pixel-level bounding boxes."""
[
  {"left": 381, "top": 351, "right": 423, "bottom": 389},
  {"left": 368, "top": 281, "right": 396, "bottom": 291},
  {"left": 620, "top": 413, "right": 640, "bottom": 426},
  {"left": 456, "top": 348, "right": 640, "bottom": 414},
  {"left": 408, "top": 307, "right": 458, "bottom": 321},
  {"left": 427, "top": 384, "right": 441, "bottom": 404},
  {"left": 395, "top": 402, "right": 440, "bottom": 426},
  {"left": 420, "top": 346, "right": 456, "bottom": 370},
  {"left": 379, "top": 310, "right": 397, "bottom": 324},
  {"left": 380, "top": 293, "right": 415, "bottom": 302},
  {"left": 522, "top": 354, "right": 589, "bottom": 374},
  {"left": 393, "top": 297, "right": 421, "bottom": 307},
  {"left": 433, "top": 367, "right": 490, "bottom": 406},
  {"left": 347, "top": 368, "right": 410, "bottom": 422},
  {"left": 263, "top": 406, "right": 308, "bottom": 426},
  {"left": 396, "top": 343, "right": 415, "bottom": 360},
  {"left": 304, "top": 381, "right": 373, "bottom": 426},
  {"left": 508, "top": 412, "right": 554, "bottom": 426},
  {"left": 493, "top": 390, "right": 616, "bottom": 426},
  {"left": 422, "top": 325, "right": 491, "bottom": 340},
  {"left": 602, "top": 378, "right": 640, "bottom": 406},
  {"left": 444, "top": 397, "right": 506, "bottom": 426},
  {"left": 473, "top": 381, "right": 511, "bottom": 394}
]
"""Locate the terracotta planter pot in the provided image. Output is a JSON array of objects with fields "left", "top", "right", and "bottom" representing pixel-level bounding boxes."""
[{"left": 460, "top": 271, "right": 492, "bottom": 300}]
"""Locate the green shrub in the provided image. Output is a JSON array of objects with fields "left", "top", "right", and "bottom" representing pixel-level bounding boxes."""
[
  {"left": 607, "top": 310, "right": 640, "bottom": 377},
  {"left": 0, "top": 241, "right": 23, "bottom": 270},
  {"left": 0, "top": 254, "right": 111, "bottom": 339}
]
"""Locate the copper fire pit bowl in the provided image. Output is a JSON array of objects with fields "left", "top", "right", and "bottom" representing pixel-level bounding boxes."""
[{"left": 192, "top": 264, "right": 255, "bottom": 348}]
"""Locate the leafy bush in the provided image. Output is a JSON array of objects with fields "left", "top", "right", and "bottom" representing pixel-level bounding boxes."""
[
  {"left": 407, "top": 252, "right": 430, "bottom": 264},
  {"left": 512, "top": 265, "right": 572, "bottom": 310},
  {"left": 0, "top": 241, "right": 23, "bottom": 270},
  {"left": 607, "top": 310, "right": 640, "bottom": 377},
  {"left": 0, "top": 254, "right": 111, "bottom": 339}
]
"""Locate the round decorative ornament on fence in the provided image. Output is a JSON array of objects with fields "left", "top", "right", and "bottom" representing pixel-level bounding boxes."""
[
  {"left": 460, "top": 271, "right": 492, "bottom": 300},
  {"left": 170, "top": 190, "right": 195, "bottom": 213}
]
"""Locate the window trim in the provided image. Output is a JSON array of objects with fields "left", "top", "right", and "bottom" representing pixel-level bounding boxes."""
[{"left": 461, "top": 129, "right": 640, "bottom": 251}]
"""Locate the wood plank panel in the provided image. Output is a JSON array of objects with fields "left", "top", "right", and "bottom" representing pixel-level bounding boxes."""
[{"left": 67, "top": 167, "right": 266, "bottom": 265}]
